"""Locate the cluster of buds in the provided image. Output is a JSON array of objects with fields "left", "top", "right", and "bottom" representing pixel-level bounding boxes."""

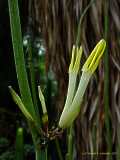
[{"left": 59, "top": 39, "right": 106, "bottom": 128}]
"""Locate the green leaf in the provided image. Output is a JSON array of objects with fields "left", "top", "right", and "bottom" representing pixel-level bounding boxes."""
[
  {"left": 9, "top": 86, "right": 34, "bottom": 122},
  {"left": 8, "top": 0, "right": 36, "bottom": 120}
]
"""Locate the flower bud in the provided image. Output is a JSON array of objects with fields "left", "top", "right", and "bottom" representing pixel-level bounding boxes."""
[{"left": 59, "top": 39, "right": 106, "bottom": 129}]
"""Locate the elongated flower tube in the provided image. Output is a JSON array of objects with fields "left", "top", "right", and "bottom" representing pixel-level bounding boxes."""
[
  {"left": 59, "top": 39, "right": 106, "bottom": 128},
  {"left": 59, "top": 45, "right": 82, "bottom": 120}
]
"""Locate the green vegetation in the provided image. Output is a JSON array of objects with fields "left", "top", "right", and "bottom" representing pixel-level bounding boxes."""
[{"left": 0, "top": 0, "right": 119, "bottom": 159}]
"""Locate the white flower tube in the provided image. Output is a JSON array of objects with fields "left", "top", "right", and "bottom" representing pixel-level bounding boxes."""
[
  {"left": 59, "top": 45, "right": 82, "bottom": 121},
  {"left": 59, "top": 71, "right": 91, "bottom": 128},
  {"left": 59, "top": 39, "right": 106, "bottom": 129}
]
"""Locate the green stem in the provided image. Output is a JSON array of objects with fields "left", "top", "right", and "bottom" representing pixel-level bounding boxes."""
[
  {"left": 36, "top": 148, "right": 47, "bottom": 160},
  {"left": 29, "top": 122, "right": 47, "bottom": 160},
  {"left": 75, "top": 0, "right": 95, "bottom": 47},
  {"left": 15, "top": 128, "right": 24, "bottom": 160},
  {"left": 27, "top": 41, "right": 40, "bottom": 123},
  {"left": 36, "top": 149, "right": 41, "bottom": 160},
  {"left": 66, "top": 125, "right": 73, "bottom": 160},
  {"left": 55, "top": 139, "right": 63, "bottom": 160},
  {"left": 68, "top": 125, "right": 73, "bottom": 160}
]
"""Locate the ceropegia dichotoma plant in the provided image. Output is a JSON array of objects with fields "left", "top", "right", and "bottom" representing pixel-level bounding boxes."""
[
  {"left": 9, "top": 0, "right": 105, "bottom": 159},
  {"left": 59, "top": 39, "right": 106, "bottom": 129},
  {"left": 9, "top": 39, "right": 106, "bottom": 130}
]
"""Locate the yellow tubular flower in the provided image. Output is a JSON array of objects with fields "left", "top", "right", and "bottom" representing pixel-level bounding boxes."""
[
  {"left": 82, "top": 39, "right": 106, "bottom": 74},
  {"left": 59, "top": 39, "right": 106, "bottom": 129},
  {"left": 69, "top": 45, "right": 82, "bottom": 73}
]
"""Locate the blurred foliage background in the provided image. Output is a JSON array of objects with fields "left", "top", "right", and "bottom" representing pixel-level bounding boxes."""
[{"left": 0, "top": 0, "right": 120, "bottom": 159}]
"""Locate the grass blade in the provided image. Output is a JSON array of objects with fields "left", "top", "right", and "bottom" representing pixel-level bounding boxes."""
[
  {"left": 8, "top": 0, "right": 36, "bottom": 120},
  {"left": 9, "top": 86, "right": 34, "bottom": 122}
]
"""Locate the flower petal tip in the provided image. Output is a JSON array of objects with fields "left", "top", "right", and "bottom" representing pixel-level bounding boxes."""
[{"left": 82, "top": 39, "right": 106, "bottom": 74}]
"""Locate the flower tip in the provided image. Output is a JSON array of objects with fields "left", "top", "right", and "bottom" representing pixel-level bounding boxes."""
[
  {"left": 69, "top": 45, "right": 75, "bottom": 72},
  {"left": 82, "top": 39, "right": 106, "bottom": 74},
  {"left": 69, "top": 45, "right": 82, "bottom": 73},
  {"left": 98, "top": 39, "right": 106, "bottom": 49}
]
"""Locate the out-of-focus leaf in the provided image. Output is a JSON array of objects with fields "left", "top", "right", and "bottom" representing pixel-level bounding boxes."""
[{"left": 9, "top": 86, "right": 34, "bottom": 122}]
